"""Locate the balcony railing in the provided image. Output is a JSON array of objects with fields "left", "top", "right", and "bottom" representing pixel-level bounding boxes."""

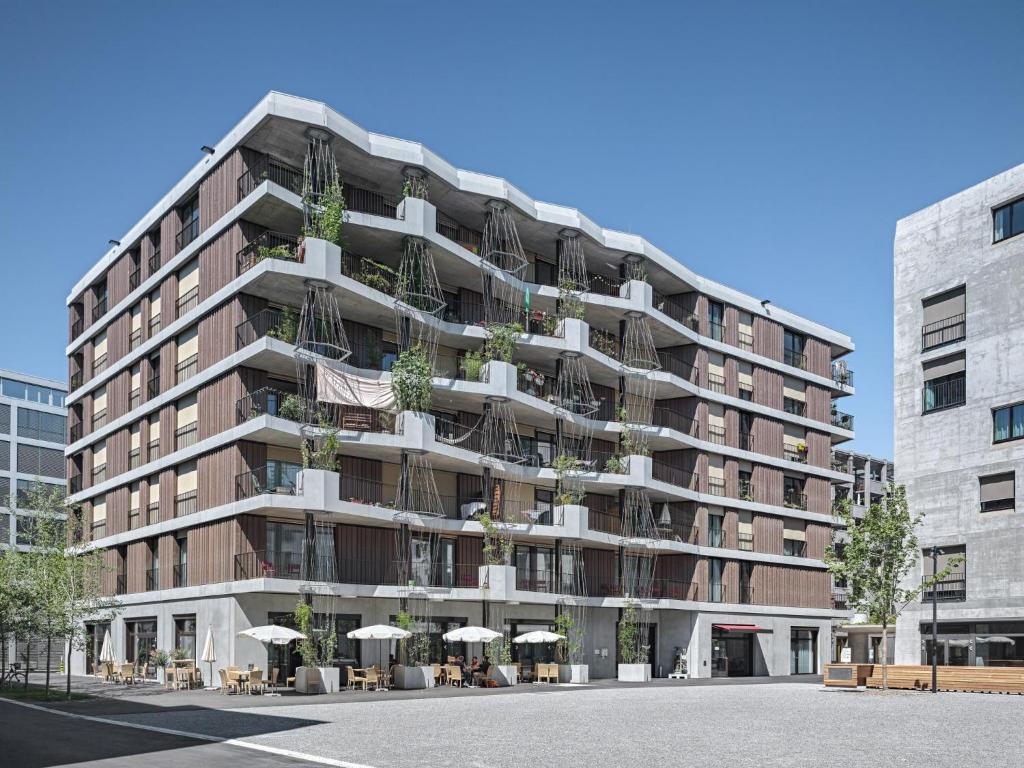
[
  {"left": 588, "top": 508, "right": 621, "bottom": 536},
  {"left": 129, "top": 507, "right": 141, "bottom": 530},
  {"left": 176, "top": 286, "right": 199, "bottom": 317},
  {"left": 235, "top": 549, "right": 303, "bottom": 581},
  {"left": 706, "top": 372, "right": 726, "bottom": 394},
  {"left": 784, "top": 447, "right": 808, "bottom": 463},
  {"left": 237, "top": 387, "right": 298, "bottom": 424},
  {"left": 707, "top": 477, "right": 726, "bottom": 497},
  {"left": 236, "top": 306, "right": 289, "bottom": 350},
  {"left": 149, "top": 314, "right": 161, "bottom": 336},
  {"left": 434, "top": 417, "right": 483, "bottom": 454},
  {"left": 237, "top": 155, "right": 302, "bottom": 201},
  {"left": 346, "top": 185, "right": 400, "bottom": 219},
  {"left": 783, "top": 397, "right": 806, "bottom": 417},
  {"left": 236, "top": 465, "right": 298, "bottom": 501},
  {"left": 651, "top": 579, "right": 697, "bottom": 601},
  {"left": 69, "top": 422, "right": 83, "bottom": 443},
  {"left": 175, "top": 490, "right": 198, "bottom": 517},
  {"left": 922, "top": 314, "right": 966, "bottom": 351},
  {"left": 92, "top": 463, "right": 107, "bottom": 484},
  {"left": 236, "top": 231, "right": 301, "bottom": 276},
  {"left": 708, "top": 320, "right": 726, "bottom": 342},
  {"left": 129, "top": 387, "right": 141, "bottom": 410},
  {"left": 656, "top": 352, "right": 698, "bottom": 384},
  {"left": 923, "top": 375, "right": 966, "bottom": 413},
  {"left": 832, "top": 586, "right": 849, "bottom": 610},
  {"left": 93, "top": 354, "right": 108, "bottom": 375},
  {"left": 517, "top": 367, "right": 555, "bottom": 401},
  {"left": 70, "top": 370, "right": 83, "bottom": 390},
  {"left": 175, "top": 218, "right": 200, "bottom": 252},
  {"left": 651, "top": 291, "right": 699, "bottom": 331},
  {"left": 652, "top": 406, "right": 697, "bottom": 436},
  {"left": 339, "top": 476, "right": 396, "bottom": 508},
  {"left": 92, "top": 296, "right": 108, "bottom": 323},
  {"left": 340, "top": 251, "right": 396, "bottom": 294},
  {"left": 145, "top": 568, "right": 159, "bottom": 591},
  {"left": 71, "top": 318, "right": 83, "bottom": 340},
  {"left": 831, "top": 409, "right": 854, "bottom": 430},
  {"left": 69, "top": 474, "right": 82, "bottom": 494},
  {"left": 516, "top": 569, "right": 557, "bottom": 593},
  {"left": 737, "top": 331, "right": 754, "bottom": 351},
  {"left": 435, "top": 210, "right": 483, "bottom": 253},
  {"left": 148, "top": 249, "right": 161, "bottom": 275},
  {"left": 587, "top": 273, "right": 627, "bottom": 297},
  {"left": 147, "top": 374, "right": 160, "bottom": 399},
  {"left": 652, "top": 460, "right": 698, "bottom": 490},
  {"left": 784, "top": 349, "right": 807, "bottom": 370},
  {"left": 175, "top": 354, "right": 199, "bottom": 384},
  {"left": 148, "top": 439, "right": 160, "bottom": 462},
  {"left": 175, "top": 422, "right": 198, "bottom": 450},
  {"left": 129, "top": 266, "right": 141, "bottom": 291},
  {"left": 146, "top": 502, "right": 159, "bottom": 525},
  {"left": 708, "top": 582, "right": 727, "bottom": 603},
  {"left": 588, "top": 328, "right": 620, "bottom": 360},
  {"left": 921, "top": 576, "right": 966, "bottom": 602},
  {"left": 832, "top": 365, "right": 854, "bottom": 387},
  {"left": 707, "top": 424, "right": 726, "bottom": 445},
  {"left": 173, "top": 563, "right": 187, "bottom": 588},
  {"left": 129, "top": 448, "right": 141, "bottom": 469},
  {"left": 784, "top": 489, "right": 808, "bottom": 510},
  {"left": 129, "top": 328, "right": 142, "bottom": 350}
]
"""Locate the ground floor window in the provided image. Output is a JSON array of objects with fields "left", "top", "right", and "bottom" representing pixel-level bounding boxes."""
[
  {"left": 790, "top": 628, "right": 817, "bottom": 674},
  {"left": 85, "top": 622, "right": 110, "bottom": 674},
  {"left": 919, "top": 621, "right": 1024, "bottom": 667},
  {"left": 125, "top": 619, "right": 158, "bottom": 672},
  {"left": 174, "top": 615, "right": 197, "bottom": 660},
  {"left": 711, "top": 629, "right": 752, "bottom": 677},
  {"left": 508, "top": 620, "right": 557, "bottom": 671}
]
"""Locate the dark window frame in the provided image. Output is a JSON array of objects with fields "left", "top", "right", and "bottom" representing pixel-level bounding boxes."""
[
  {"left": 992, "top": 401, "right": 1024, "bottom": 444},
  {"left": 993, "top": 195, "right": 1024, "bottom": 244}
]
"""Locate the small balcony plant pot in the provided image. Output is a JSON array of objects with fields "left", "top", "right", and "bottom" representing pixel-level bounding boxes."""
[
  {"left": 558, "top": 664, "right": 589, "bottom": 684},
  {"left": 617, "top": 663, "right": 651, "bottom": 682},
  {"left": 392, "top": 665, "right": 435, "bottom": 689},
  {"left": 492, "top": 665, "right": 518, "bottom": 687}
]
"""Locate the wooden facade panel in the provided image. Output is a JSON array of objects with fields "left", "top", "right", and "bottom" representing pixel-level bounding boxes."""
[
  {"left": 199, "top": 371, "right": 244, "bottom": 440},
  {"left": 583, "top": 548, "right": 617, "bottom": 595},
  {"left": 457, "top": 536, "right": 483, "bottom": 570},
  {"left": 198, "top": 297, "right": 241, "bottom": 370},
  {"left": 753, "top": 367, "right": 783, "bottom": 410},
  {"left": 107, "top": 426, "right": 129, "bottom": 477},
  {"left": 806, "top": 430, "right": 831, "bottom": 468},
  {"left": 186, "top": 518, "right": 240, "bottom": 585},
  {"left": 158, "top": 467, "right": 176, "bottom": 523},
  {"left": 106, "top": 485, "right": 129, "bottom": 537},
  {"left": 199, "top": 148, "right": 244, "bottom": 231},
  {"left": 806, "top": 522, "right": 831, "bottom": 561},
  {"left": 197, "top": 442, "right": 244, "bottom": 511},
  {"left": 805, "top": 384, "right": 831, "bottom": 423},
  {"left": 198, "top": 224, "right": 245, "bottom": 302},
  {"left": 158, "top": 534, "right": 178, "bottom": 590},
  {"left": 336, "top": 524, "right": 397, "bottom": 581},
  {"left": 126, "top": 540, "right": 149, "bottom": 593},
  {"left": 753, "top": 564, "right": 830, "bottom": 608},
  {"left": 753, "top": 513, "right": 783, "bottom": 555},
  {"left": 805, "top": 476, "right": 831, "bottom": 515},
  {"left": 804, "top": 337, "right": 832, "bottom": 379},
  {"left": 753, "top": 464, "right": 783, "bottom": 507},
  {"left": 753, "top": 315, "right": 782, "bottom": 362}
]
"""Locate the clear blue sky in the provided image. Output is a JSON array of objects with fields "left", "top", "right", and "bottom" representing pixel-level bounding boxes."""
[{"left": 1, "top": 1, "right": 1021, "bottom": 458}]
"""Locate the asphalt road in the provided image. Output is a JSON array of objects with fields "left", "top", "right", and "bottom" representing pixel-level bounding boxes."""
[{"left": 0, "top": 698, "right": 322, "bottom": 768}]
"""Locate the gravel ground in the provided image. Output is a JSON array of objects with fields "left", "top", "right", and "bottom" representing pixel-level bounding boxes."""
[{"left": 104, "top": 682, "right": 1024, "bottom": 768}]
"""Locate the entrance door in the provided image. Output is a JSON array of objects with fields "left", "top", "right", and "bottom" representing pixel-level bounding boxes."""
[
  {"left": 712, "top": 630, "right": 752, "bottom": 677},
  {"left": 790, "top": 629, "right": 817, "bottom": 674}
]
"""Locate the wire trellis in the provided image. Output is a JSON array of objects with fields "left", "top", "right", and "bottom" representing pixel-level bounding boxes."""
[
  {"left": 294, "top": 281, "right": 351, "bottom": 425},
  {"left": 557, "top": 229, "right": 589, "bottom": 294},
  {"left": 302, "top": 131, "right": 343, "bottom": 239},
  {"left": 557, "top": 541, "right": 589, "bottom": 666},
  {"left": 556, "top": 353, "right": 599, "bottom": 418},
  {"left": 480, "top": 201, "right": 528, "bottom": 326},
  {"left": 394, "top": 236, "right": 446, "bottom": 365},
  {"left": 402, "top": 167, "right": 429, "bottom": 201},
  {"left": 480, "top": 399, "right": 526, "bottom": 465}
]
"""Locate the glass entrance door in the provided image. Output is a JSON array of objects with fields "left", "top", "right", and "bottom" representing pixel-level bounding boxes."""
[
  {"left": 711, "top": 630, "right": 752, "bottom": 677},
  {"left": 790, "top": 629, "right": 817, "bottom": 674}
]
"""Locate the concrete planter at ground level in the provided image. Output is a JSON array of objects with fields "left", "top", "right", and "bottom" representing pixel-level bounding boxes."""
[
  {"left": 156, "top": 667, "right": 166, "bottom": 685},
  {"left": 295, "top": 666, "right": 340, "bottom": 694},
  {"left": 558, "top": 664, "right": 590, "bottom": 684},
  {"left": 492, "top": 664, "right": 518, "bottom": 686},
  {"left": 392, "top": 665, "right": 434, "bottom": 689},
  {"left": 618, "top": 663, "right": 651, "bottom": 682}
]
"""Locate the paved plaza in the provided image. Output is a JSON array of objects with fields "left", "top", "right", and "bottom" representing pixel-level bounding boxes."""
[{"left": 5, "top": 677, "right": 1022, "bottom": 767}]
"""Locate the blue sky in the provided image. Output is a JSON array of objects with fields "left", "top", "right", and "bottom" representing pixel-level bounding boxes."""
[{"left": 1, "top": 0, "right": 1021, "bottom": 458}]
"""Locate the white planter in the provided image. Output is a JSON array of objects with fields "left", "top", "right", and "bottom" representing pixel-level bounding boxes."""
[
  {"left": 392, "top": 665, "right": 435, "bottom": 690},
  {"left": 558, "top": 664, "right": 590, "bottom": 684},
  {"left": 156, "top": 667, "right": 166, "bottom": 685},
  {"left": 617, "top": 663, "right": 652, "bottom": 682},
  {"left": 294, "top": 666, "right": 340, "bottom": 694},
  {"left": 492, "top": 664, "right": 518, "bottom": 687}
]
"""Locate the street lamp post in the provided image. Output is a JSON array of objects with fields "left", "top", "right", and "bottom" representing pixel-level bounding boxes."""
[{"left": 930, "top": 545, "right": 941, "bottom": 694}]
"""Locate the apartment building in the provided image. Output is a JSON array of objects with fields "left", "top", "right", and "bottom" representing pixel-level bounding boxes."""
[
  {"left": 0, "top": 368, "right": 68, "bottom": 669},
  {"left": 66, "top": 92, "right": 855, "bottom": 680},
  {"left": 894, "top": 163, "right": 1024, "bottom": 667}
]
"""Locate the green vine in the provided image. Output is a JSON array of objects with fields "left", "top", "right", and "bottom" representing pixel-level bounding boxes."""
[
  {"left": 479, "top": 512, "right": 512, "bottom": 565},
  {"left": 618, "top": 605, "right": 645, "bottom": 665},
  {"left": 294, "top": 600, "right": 336, "bottom": 668},
  {"left": 301, "top": 417, "right": 340, "bottom": 471},
  {"left": 278, "top": 394, "right": 305, "bottom": 422},
  {"left": 391, "top": 345, "right": 433, "bottom": 412},
  {"left": 267, "top": 306, "right": 299, "bottom": 344},
  {"left": 460, "top": 349, "right": 485, "bottom": 382},
  {"left": 303, "top": 181, "right": 346, "bottom": 246},
  {"left": 554, "top": 613, "right": 581, "bottom": 664},
  {"left": 551, "top": 454, "right": 587, "bottom": 506},
  {"left": 484, "top": 322, "right": 522, "bottom": 363}
]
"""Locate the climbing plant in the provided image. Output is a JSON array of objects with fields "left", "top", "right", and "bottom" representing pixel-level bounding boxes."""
[{"left": 391, "top": 345, "right": 433, "bottom": 412}]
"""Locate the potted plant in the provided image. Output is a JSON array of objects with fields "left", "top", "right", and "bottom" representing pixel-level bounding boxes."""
[
  {"left": 391, "top": 611, "right": 434, "bottom": 689},
  {"left": 151, "top": 649, "right": 170, "bottom": 685},
  {"left": 555, "top": 613, "right": 589, "bottom": 684},
  {"left": 492, "top": 630, "right": 518, "bottom": 687},
  {"left": 293, "top": 601, "right": 339, "bottom": 694},
  {"left": 616, "top": 606, "right": 651, "bottom": 682}
]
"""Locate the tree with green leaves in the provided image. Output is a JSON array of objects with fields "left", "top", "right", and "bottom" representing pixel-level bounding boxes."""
[{"left": 826, "top": 483, "right": 963, "bottom": 690}]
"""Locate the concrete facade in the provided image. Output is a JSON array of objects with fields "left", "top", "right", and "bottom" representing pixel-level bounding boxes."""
[{"left": 894, "top": 162, "right": 1024, "bottom": 665}]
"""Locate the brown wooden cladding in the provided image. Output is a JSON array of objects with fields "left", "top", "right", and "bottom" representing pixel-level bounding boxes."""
[
  {"left": 753, "top": 513, "right": 783, "bottom": 555},
  {"left": 457, "top": 537, "right": 484, "bottom": 570},
  {"left": 584, "top": 548, "right": 617, "bottom": 594},
  {"left": 805, "top": 384, "right": 832, "bottom": 423},
  {"left": 186, "top": 516, "right": 253, "bottom": 585},
  {"left": 336, "top": 524, "right": 397, "bottom": 582},
  {"left": 805, "top": 523, "right": 830, "bottom": 560},
  {"left": 126, "top": 539, "right": 150, "bottom": 593},
  {"left": 804, "top": 337, "right": 832, "bottom": 379},
  {"left": 199, "top": 371, "right": 246, "bottom": 439},
  {"left": 198, "top": 149, "right": 245, "bottom": 231},
  {"left": 750, "top": 563, "right": 831, "bottom": 608},
  {"left": 804, "top": 476, "right": 830, "bottom": 515},
  {"left": 753, "top": 314, "right": 783, "bottom": 362},
  {"left": 198, "top": 297, "right": 242, "bottom": 370}
]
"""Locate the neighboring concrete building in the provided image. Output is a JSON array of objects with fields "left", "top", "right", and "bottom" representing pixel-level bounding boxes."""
[
  {"left": 828, "top": 449, "right": 895, "bottom": 662},
  {"left": 65, "top": 92, "right": 855, "bottom": 681},
  {"left": 0, "top": 368, "right": 68, "bottom": 669},
  {"left": 894, "top": 163, "right": 1024, "bottom": 667}
]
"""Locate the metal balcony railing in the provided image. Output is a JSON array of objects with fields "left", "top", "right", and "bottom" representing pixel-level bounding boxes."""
[
  {"left": 173, "top": 563, "right": 187, "bottom": 588},
  {"left": 652, "top": 406, "right": 697, "bottom": 436},
  {"left": 92, "top": 296, "right": 108, "bottom": 323},
  {"left": 236, "top": 465, "right": 299, "bottom": 501},
  {"left": 175, "top": 491, "right": 198, "bottom": 517},
  {"left": 145, "top": 568, "right": 159, "bottom": 591},
  {"left": 236, "top": 231, "right": 301, "bottom": 276},
  {"left": 652, "top": 460, "right": 698, "bottom": 490},
  {"left": 435, "top": 210, "right": 483, "bottom": 254},
  {"left": 737, "top": 331, "right": 754, "bottom": 351},
  {"left": 175, "top": 422, "right": 198, "bottom": 450},
  {"left": 235, "top": 549, "right": 304, "bottom": 581},
  {"left": 175, "top": 218, "right": 200, "bottom": 252},
  {"left": 738, "top": 532, "right": 754, "bottom": 551},
  {"left": 921, "top": 576, "right": 966, "bottom": 602},
  {"left": 147, "top": 374, "right": 160, "bottom": 399},
  {"left": 175, "top": 354, "right": 198, "bottom": 384},
  {"left": 237, "top": 155, "right": 302, "bottom": 201},
  {"left": 921, "top": 314, "right": 966, "bottom": 351},
  {"left": 707, "top": 424, "right": 726, "bottom": 445},
  {"left": 176, "top": 286, "right": 199, "bottom": 318},
  {"left": 784, "top": 489, "right": 808, "bottom": 510},
  {"left": 923, "top": 375, "right": 966, "bottom": 413},
  {"left": 345, "top": 185, "right": 401, "bottom": 219},
  {"left": 832, "top": 365, "right": 854, "bottom": 387},
  {"left": 148, "top": 249, "right": 161, "bottom": 275},
  {"left": 129, "top": 266, "right": 141, "bottom": 291},
  {"left": 706, "top": 372, "right": 726, "bottom": 393},
  {"left": 784, "top": 348, "right": 807, "bottom": 370},
  {"left": 651, "top": 291, "right": 699, "bottom": 331}
]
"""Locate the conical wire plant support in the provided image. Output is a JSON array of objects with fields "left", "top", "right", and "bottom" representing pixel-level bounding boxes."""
[
  {"left": 301, "top": 518, "right": 340, "bottom": 659},
  {"left": 302, "top": 130, "right": 344, "bottom": 240},
  {"left": 557, "top": 229, "right": 589, "bottom": 294},
  {"left": 620, "top": 486, "right": 662, "bottom": 557},
  {"left": 394, "top": 236, "right": 446, "bottom": 367},
  {"left": 479, "top": 399, "right": 526, "bottom": 465},
  {"left": 557, "top": 541, "right": 589, "bottom": 666},
  {"left": 619, "top": 311, "right": 660, "bottom": 456},
  {"left": 556, "top": 418, "right": 594, "bottom": 479},
  {"left": 556, "top": 353, "right": 600, "bottom": 418},
  {"left": 622, "top": 254, "right": 647, "bottom": 284},
  {"left": 294, "top": 281, "right": 351, "bottom": 425},
  {"left": 621, "top": 312, "right": 660, "bottom": 371},
  {"left": 480, "top": 201, "right": 528, "bottom": 326},
  {"left": 402, "top": 167, "right": 429, "bottom": 201}
]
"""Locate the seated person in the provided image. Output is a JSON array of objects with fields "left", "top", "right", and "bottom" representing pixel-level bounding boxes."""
[{"left": 474, "top": 655, "right": 491, "bottom": 684}]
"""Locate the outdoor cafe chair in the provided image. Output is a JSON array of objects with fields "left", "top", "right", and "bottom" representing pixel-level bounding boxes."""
[
  {"left": 247, "top": 668, "right": 264, "bottom": 695},
  {"left": 218, "top": 668, "right": 240, "bottom": 694},
  {"left": 346, "top": 666, "right": 366, "bottom": 690},
  {"left": 364, "top": 667, "right": 379, "bottom": 691},
  {"left": 447, "top": 665, "right": 464, "bottom": 687},
  {"left": 120, "top": 663, "right": 135, "bottom": 684}
]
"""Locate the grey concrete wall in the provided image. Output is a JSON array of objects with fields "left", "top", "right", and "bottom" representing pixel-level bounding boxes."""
[{"left": 893, "top": 163, "right": 1024, "bottom": 664}]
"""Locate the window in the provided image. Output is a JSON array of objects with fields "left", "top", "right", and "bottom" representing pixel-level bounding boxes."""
[
  {"left": 0, "top": 404, "right": 8, "bottom": 434},
  {"left": 706, "top": 352, "right": 725, "bottom": 393},
  {"left": 17, "top": 409, "right": 67, "bottom": 443},
  {"left": 176, "top": 259, "right": 200, "bottom": 317},
  {"left": 174, "top": 615, "right": 196, "bottom": 657},
  {"left": 738, "top": 510, "right": 753, "bottom": 551},
  {"left": 790, "top": 629, "right": 817, "bottom": 674},
  {"left": 0, "top": 380, "right": 59, "bottom": 404},
  {"left": 708, "top": 511, "right": 724, "bottom": 547},
  {"left": 993, "top": 197, "right": 1024, "bottom": 243},
  {"left": 783, "top": 376, "right": 806, "bottom": 416},
  {"left": 17, "top": 444, "right": 65, "bottom": 478},
  {"left": 125, "top": 619, "right": 157, "bottom": 665},
  {"left": 130, "top": 304, "right": 143, "bottom": 350},
  {"left": 175, "top": 461, "right": 198, "bottom": 516},
  {"left": 175, "top": 327, "right": 199, "bottom": 383},
  {"left": 738, "top": 411, "right": 754, "bottom": 451},
  {"left": 266, "top": 521, "right": 304, "bottom": 575},
  {"left": 980, "top": 472, "right": 1014, "bottom": 512},
  {"left": 147, "top": 538, "right": 159, "bottom": 590},
  {"left": 921, "top": 286, "right": 966, "bottom": 350},
  {"left": 534, "top": 488, "right": 554, "bottom": 525},
  {"left": 737, "top": 362, "right": 753, "bottom": 401},
  {"left": 708, "top": 300, "right": 725, "bottom": 341},
  {"left": 15, "top": 479, "right": 63, "bottom": 508},
  {"left": 176, "top": 195, "right": 200, "bottom": 251},
  {"left": 783, "top": 518, "right": 806, "bottom": 557},
  {"left": 709, "top": 557, "right": 724, "bottom": 602},
  {"left": 93, "top": 330, "right": 108, "bottom": 374},
  {"left": 92, "top": 440, "right": 107, "bottom": 483},
  {"left": 737, "top": 311, "right": 754, "bottom": 351},
  {"left": 922, "top": 353, "right": 966, "bottom": 413},
  {"left": 91, "top": 494, "right": 107, "bottom": 538},
  {"left": 784, "top": 330, "right": 806, "bottom": 369},
  {"left": 175, "top": 394, "right": 198, "bottom": 449},
  {"left": 783, "top": 476, "right": 806, "bottom": 509},
  {"left": 149, "top": 289, "right": 162, "bottom": 335},
  {"left": 146, "top": 475, "right": 160, "bottom": 524},
  {"left": 922, "top": 545, "right": 966, "bottom": 602},
  {"left": 993, "top": 403, "right": 1024, "bottom": 444}
]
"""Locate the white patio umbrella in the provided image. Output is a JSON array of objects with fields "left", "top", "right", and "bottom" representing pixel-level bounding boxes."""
[
  {"left": 442, "top": 626, "right": 501, "bottom": 643},
  {"left": 513, "top": 630, "right": 565, "bottom": 644},
  {"left": 347, "top": 624, "right": 411, "bottom": 670},
  {"left": 99, "top": 629, "right": 116, "bottom": 663},
  {"left": 201, "top": 626, "right": 217, "bottom": 690},
  {"left": 976, "top": 636, "right": 1016, "bottom": 645},
  {"left": 238, "top": 625, "right": 307, "bottom": 645}
]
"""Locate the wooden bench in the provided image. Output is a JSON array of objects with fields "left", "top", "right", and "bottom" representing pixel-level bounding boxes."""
[
  {"left": 824, "top": 663, "right": 874, "bottom": 688},
  {"left": 865, "top": 665, "right": 1024, "bottom": 694}
]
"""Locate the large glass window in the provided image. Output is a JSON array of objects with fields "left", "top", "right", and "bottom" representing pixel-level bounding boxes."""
[
  {"left": 17, "top": 409, "right": 67, "bottom": 443},
  {"left": 783, "top": 330, "right": 805, "bottom": 368},
  {"left": 790, "top": 629, "right": 817, "bottom": 674},
  {"left": 125, "top": 619, "right": 158, "bottom": 667},
  {"left": 267, "top": 459, "right": 301, "bottom": 492},
  {"left": 174, "top": 615, "right": 197, "bottom": 660},
  {"left": 993, "top": 403, "right": 1024, "bottom": 443},
  {"left": 993, "top": 198, "right": 1024, "bottom": 243},
  {"left": 708, "top": 300, "right": 725, "bottom": 341},
  {"left": 266, "top": 521, "right": 304, "bottom": 577}
]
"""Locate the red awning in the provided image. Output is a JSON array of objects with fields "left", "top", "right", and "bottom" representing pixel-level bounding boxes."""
[{"left": 713, "top": 624, "right": 771, "bottom": 632}]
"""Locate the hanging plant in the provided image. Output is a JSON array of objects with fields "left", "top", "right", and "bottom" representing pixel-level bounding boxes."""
[
  {"left": 301, "top": 417, "right": 341, "bottom": 471},
  {"left": 484, "top": 322, "right": 522, "bottom": 363},
  {"left": 460, "top": 349, "right": 485, "bottom": 382},
  {"left": 479, "top": 512, "right": 513, "bottom": 565},
  {"left": 391, "top": 346, "right": 433, "bottom": 412}
]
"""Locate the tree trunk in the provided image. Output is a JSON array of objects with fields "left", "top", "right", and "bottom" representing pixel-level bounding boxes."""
[
  {"left": 23, "top": 640, "right": 30, "bottom": 691},
  {"left": 45, "top": 632, "right": 52, "bottom": 696},
  {"left": 880, "top": 623, "right": 888, "bottom": 691},
  {"left": 66, "top": 634, "right": 73, "bottom": 699}
]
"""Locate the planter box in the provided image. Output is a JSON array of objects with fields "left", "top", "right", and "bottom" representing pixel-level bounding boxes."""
[
  {"left": 558, "top": 664, "right": 590, "bottom": 684},
  {"left": 156, "top": 667, "right": 166, "bottom": 685},
  {"left": 617, "top": 663, "right": 651, "bottom": 682},
  {"left": 492, "top": 664, "right": 518, "bottom": 687},
  {"left": 392, "top": 665, "right": 434, "bottom": 690},
  {"left": 294, "top": 666, "right": 340, "bottom": 694}
]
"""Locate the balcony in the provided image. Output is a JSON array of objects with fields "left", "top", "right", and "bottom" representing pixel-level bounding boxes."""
[
  {"left": 235, "top": 548, "right": 302, "bottom": 580},
  {"left": 923, "top": 375, "right": 966, "bottom": 414},
  {"left": 652, "top": 406, "right": 697, "bottom": 436},
  {"left": 588, "top": 328, "right": 619, "bottom": 360},
  {"left": 175, "top": 421, "right": 198, "bottom": 450},
  {"left": 92, "top": 296, "right": 108, "bottom": 323},
  {"left": 173, "top": 563, "right": 187, "bottom": 588},
  {"left": 69, "top": 422, "right": 83, "bottom": 443},
  {"left": 148, "top": 249, "right": 161, "bottom": 275},
  {"left": 435, "top": 210, "right": 483, "bottom": 254},
  {"left": 69, "top": 474, "right": 82, "bottom": 495},
  {"left": 236, "top": 465, "right": 299, "bottom": 501},
  {"left": 237, "top": 387, "right": 300, "bottom": 424},
  {"left": 70, "top": 370, "right": 83, "bottom": 390},
  {"left": 175, "top": 218, "right": 200, "bottom": 252},
  {"left": 588, "top": 508, "right": 621, "bottom": 536},
  {"left": 175, "top": 286, "right": 199, "bottom": 317},
  {"left": 650, "top": 578, "right": 697, "bottom": 601},
  {"left": 921, "top": 576, "right": 966, "bottom": 602},
  {"left": 708, "top": 320, "right": 725, "bottom": 342},
  {"left": 175, "top": 353, "right": 199, "bottom": 384},
  {"left": 237, "top": 155, "right": 302, "bottom": 202},
  {"left": 831, "top": 409, "right": 854, "bottom": 430},
  {"left": 145, "top": 568, "right": 159, "bottom": 591},
  {"left": 832, "top": 586, "right": 849, "bottom": 611},
  {"left": 129, "top": 266, "right": 141, "bottom": 292},
  {"left": 517, "top": 367, "right": 555, "bottom": 401},
  {"left": 652, "top": 460, "right": 698, "bottom": 490},
  {"left": 737, "top": 330, "right": 754, "bottom": 352},
  {"left": 783, "top": 397, "right": 805, "bottom": 417},
  {"left": 832, "top": 365, "right": 854, "bottom": 387},
  {"left": 175, "top": 490, "right": 197, "bottom": 517},
  {"left": 147, "top": 374, "right": 160, "bottom": 399},
  {"left": 784, "top": 349, "right": 807, "bottom": 370},
  {"left": 346, "top": 185, "right": 400, "bottom": 219},
  {"left": 784, "top": 447, "right": 808, "bottom": 464},
  {"left": 784, "top": 488, "right": 808, "bottom": 510},
  {"left": 340, "top": 251, "right": 396, "bottom": 295},
  {"left": 651, "top": 291, "right": 699, "bottom": 331},
  {"left": 922, "top": 314, "right": 966, "bottom": 351},
  {"left": 657, "top": 351, "right": 698, "bottom": 383},
  {"left": 71, "top": 318, "right": 83, "bottom": 340},
  {"left": 236, "top": 231, "right": 301, "bottom": 276},
  {"left": 515, "top": 569, "right": 557, "bottom": 594}
]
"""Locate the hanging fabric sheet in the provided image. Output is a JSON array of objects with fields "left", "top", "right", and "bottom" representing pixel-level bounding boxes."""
[{"left": 316, "top": 363, "right": 396, "bottom": 410}]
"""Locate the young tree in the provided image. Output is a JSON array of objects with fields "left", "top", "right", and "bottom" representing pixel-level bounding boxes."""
[
  {"left": 826, "top": 483, "right": 963, "bottom": 690},
  {"left": 18, "top": 482, "right": 120, "bottom": 699}
]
